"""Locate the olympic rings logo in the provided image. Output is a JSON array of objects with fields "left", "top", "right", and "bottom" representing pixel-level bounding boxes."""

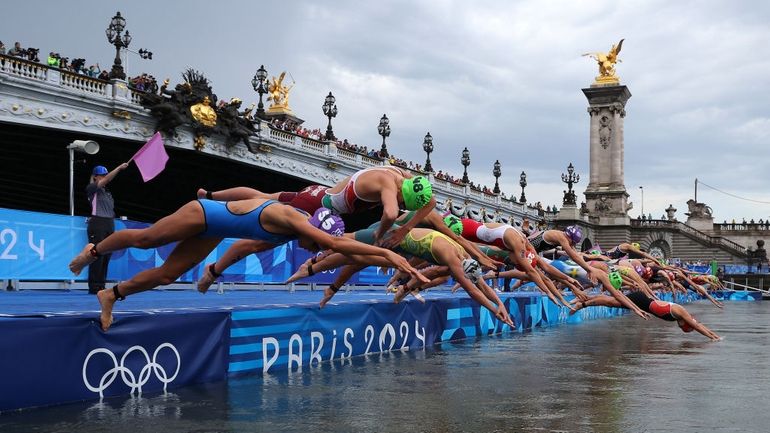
[{"left": 82, "top": 343, "right": 181, "bottom": 398}]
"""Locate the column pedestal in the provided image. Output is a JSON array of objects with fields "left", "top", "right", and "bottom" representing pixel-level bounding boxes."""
[{"left": 582, "top": 84, "right": 631, "bottom": 223}]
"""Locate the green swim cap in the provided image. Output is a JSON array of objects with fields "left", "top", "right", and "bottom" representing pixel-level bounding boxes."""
[
  {"left": 590, "top": 250, "right": 601, "bottom": 255},
  {"left": 631, "top": 242, "right": 640, "bottom": 249},
  {"left": 609, "top": 271, "right": 623, "bottom": 290},
  {"left": 443, "top": 215, "right": 463, "bottom": 236},
  {"left": 401, "top": 176, "right": 433, "bottom": 210}
]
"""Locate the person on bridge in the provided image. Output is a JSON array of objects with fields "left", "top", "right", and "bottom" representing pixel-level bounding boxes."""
[
  {"left": 68, "top": 199, "right": 428, "bottom": 332},
  {"left": 570, "top": 291, "right": 721, "bottom": 341},
  {"left": 196, "top": 166, "right": 435, "bottom": 292}
]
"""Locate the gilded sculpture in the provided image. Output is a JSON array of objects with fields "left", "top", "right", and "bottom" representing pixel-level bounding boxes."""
[
  {"left": 583, "top": 39, "right": 624, "bottom": 85},
  {"left": 267, "top": 71, "right": 295, "bottom": 114},
  {"left": 190, "top": 96, "right": 217, "bottom": 127}
]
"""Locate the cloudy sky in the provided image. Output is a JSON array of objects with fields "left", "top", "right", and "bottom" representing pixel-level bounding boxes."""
[{"left": 3, "top": 0, "right": 769, "bottom": 221}]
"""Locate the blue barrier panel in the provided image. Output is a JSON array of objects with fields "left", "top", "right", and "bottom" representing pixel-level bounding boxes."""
[
  {"left": 0, "top": 207, "right": 401, "bottom": 285},
  {"left": 712, "top": 290, "right": 762, "bottom": 301},
  {"left": 0, "top": 208, "right": 85, "bottom": 280},
  {"left": 228, "top": 294, "right": 627, "bottom": 376},
  {"left": 0, "top": 311, "right": 230, "bottom": 411}
]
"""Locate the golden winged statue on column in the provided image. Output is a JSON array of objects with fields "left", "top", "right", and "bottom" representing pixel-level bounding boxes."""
[{"left": 583, "top": 39, "right": 624, "bottom": 85}]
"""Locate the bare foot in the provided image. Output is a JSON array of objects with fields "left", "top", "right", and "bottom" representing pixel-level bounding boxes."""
[
  {"left": 569, "top": 302, "right": 583, "bottom": 316},
  {"left": 393, "top": 286, "right": 409, "bottom": 304},
  {"left": 286, "top": 262, "right": 313, "bottom": 283},
  {"left": 69, "top": 243, "right": 96, "bottom": 276},
  {"left": 319, "top": 286, "right": 337, "bottom": 308},
  {"left": 197, "top": 188, "right": 208, "bottom": 199},
  {"left": 97, "top": 288, "right": 116, "bottom": 331},
  {"left": 197, "top": 264, "right": 216, "bottom": 294},
  {"left": 410, "top": 291, "right": 426, "bottom": 304}
]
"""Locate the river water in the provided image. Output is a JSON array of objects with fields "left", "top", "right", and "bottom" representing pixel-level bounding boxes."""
[{"left": 2, "top": 301, "right": 768, "bottom": 432}]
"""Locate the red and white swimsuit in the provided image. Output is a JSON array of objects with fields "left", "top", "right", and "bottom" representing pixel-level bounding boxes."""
[
  {"left": 323, "top": 167, "right": 406, "bottom": 214},
  {"left": 461, "top": 218, "right": 537, "bottom": 268}
]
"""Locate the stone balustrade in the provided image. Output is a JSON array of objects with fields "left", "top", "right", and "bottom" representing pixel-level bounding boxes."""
[
  {"left": 714, "top": 222, "right": 770, "bottom": 232},
  {"left": 631, "top": 219, "right": 747, "bottom": 254},
  {"left": 0, "top": 55, "right": 543, "bottom": 222}
]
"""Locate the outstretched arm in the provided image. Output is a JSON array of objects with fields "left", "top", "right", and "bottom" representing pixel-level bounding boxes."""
[
  {"left": 551, "top": 233, "right": 602, "bottom": 284},
  {"left": 597, "top": 273, "right": 650, "bottom": 320},
  {"left": 475, "top": 278, "right": 513, "bottom": 326},
  {"left": 671, "top": 304, "right": 721, "bottom": 341},
  {"left": 619, "top": 243, "right": 664, "bottom": 264},
  {"left": 426, "top": 212, "right": 501, "bottom": 270},
  {"left": 96, "top": 162, "right": 129, "bottom": 188},
  {"left": 380, "top": 196, "right": 437, "bottom": 249},
  {"left": 286, "top": 212, "right": 429, "bottom": 284},
  {"left": 677, "top": 271, "right": 723, "bottom": 308},
  {"left": 447, "top": 261, "right": 508, "bottom": 323},
  {"left": 507, "top": 237, "right": 566, "bottom": 308}
]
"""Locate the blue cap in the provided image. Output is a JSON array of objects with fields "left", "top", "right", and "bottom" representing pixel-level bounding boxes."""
[{"left": 92, "top": 165, "right": 108, "bottom": 176}]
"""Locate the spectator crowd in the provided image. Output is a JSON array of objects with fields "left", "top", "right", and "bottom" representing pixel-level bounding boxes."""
[
  {"left": 0, "top": 39, "right": 156, "bottom": 85},
  {"left": 2, "top": 37, "right": 545, "bottom": 208}
]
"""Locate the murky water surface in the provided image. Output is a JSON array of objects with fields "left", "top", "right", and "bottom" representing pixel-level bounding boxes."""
[{"left": 2, "top": 302, "right": 768, "bottom": 432}]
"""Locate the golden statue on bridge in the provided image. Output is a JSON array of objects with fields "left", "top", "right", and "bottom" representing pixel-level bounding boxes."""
[
  {"left": 583, "top": 39, "right": 624, "bottom": 85},
  {"left": 267, "top": 71, "right": 295, "bottom": 115}
]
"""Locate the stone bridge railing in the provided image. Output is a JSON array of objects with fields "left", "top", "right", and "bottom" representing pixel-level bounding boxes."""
[
  {"left": 0, "top": 54, "right": 544, "bottom": 222},
  {"left": 714, "top": 222, "right": 770, "bottom": 232},
  {"left": 631, "top": 219, "right": 747, "bottom": 255}
]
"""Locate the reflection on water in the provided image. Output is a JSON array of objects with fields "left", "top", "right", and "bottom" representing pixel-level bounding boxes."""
[{"left": 1, "top": 302, "right": 768, "bottom": 432}]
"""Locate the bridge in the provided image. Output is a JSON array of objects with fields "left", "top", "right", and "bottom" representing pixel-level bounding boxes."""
[
  {"left": 1, "top": 53, "right": 757, "bottom": 263},
  {"left": 0, "top": 54, "right": 543, "bottom": 226}
]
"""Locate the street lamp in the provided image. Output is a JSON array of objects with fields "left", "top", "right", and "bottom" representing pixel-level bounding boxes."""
[
  {"left": 377, "top": 114, "right": 391, "bottom": 157},
  {"left": 461, "top": 147, "right": 470, "bottom": 184},
  {"left": 122, "top": 47, "right": 152, "bottom": 80},
  {"left": 561, "top": 162, "right": 580, "bottom": 205},
  {"left": 322, "top": 92, "right": 338, "bottom": 141},
  {"left": 251, "top": 65, "right": 269, "bottom": 120},
  {"left": 67, "top": 140, "right": 100, "bottom": 216},
  {"left": 137, "top": 48, "right": 152, "bottom": 60},
  {"left": 422, "top": 132, "right": 434, "bottom": 172},
  {"left": 493, "top": 160, "right": 501, "bottom": 194},
  {"left": 639, "top": 185, "right": 644, "bottom": 218},
  {"left": 519, "top": 171, "right": 527, "bottom": 203},
  {"left": 105, "top": 12, "right": 132, "bottom": 80}
]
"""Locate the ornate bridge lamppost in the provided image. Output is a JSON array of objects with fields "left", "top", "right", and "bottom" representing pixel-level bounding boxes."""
[
  {"left": 561, "top": 162, "right": 580, "bottom": 206},
  {"left": 461, "top": 147, "right": 470, "bottom": 184},
  {"left": 322, "top": 92, "right": 338, "bottom": 141},
  {"left": 251, "top": 65, "right": 269, "bottom": 120},
  {"left": 378, "top": 114, "right": 391, "bottom": 157},
  {"left": 105, "top": 12, "right": 132, "bottom": 80},
  {"left": 519, "top": 171, "right": 527, "bottom": 203},
  {"left": 422, "top": 132, "right": 434, "bottom": 172},
  {"left": 493, "top": 160, "right": 502, "bottom": 194},
  {"left": 137, "top": 48, "right": 152, "bottom": 60}
]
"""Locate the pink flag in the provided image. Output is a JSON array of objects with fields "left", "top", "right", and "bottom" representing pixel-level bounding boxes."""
[{"left": 130, "top": 132, "right": 169, "bottom": 182}]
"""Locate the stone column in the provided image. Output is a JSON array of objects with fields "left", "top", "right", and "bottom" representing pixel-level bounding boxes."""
[
  {"left": 588, "top": 107, "right": 600, "bottom": 187},
  {"left": 610, "top": 106, "right": 621, "bottom": 185},
  {"left": 582, "top": 84, "right": 632, "bottom": 225}
]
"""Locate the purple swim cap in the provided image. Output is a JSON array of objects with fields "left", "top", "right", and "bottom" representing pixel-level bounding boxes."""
[
  {"left": 635, "top": 264, "right": 644, "bottom": 276},
  {"left": 564, "top": 225, "right": 583, "bottom": 244},
  {"left": 308, "top": 207, "right": 345, "bottom": 237}
]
